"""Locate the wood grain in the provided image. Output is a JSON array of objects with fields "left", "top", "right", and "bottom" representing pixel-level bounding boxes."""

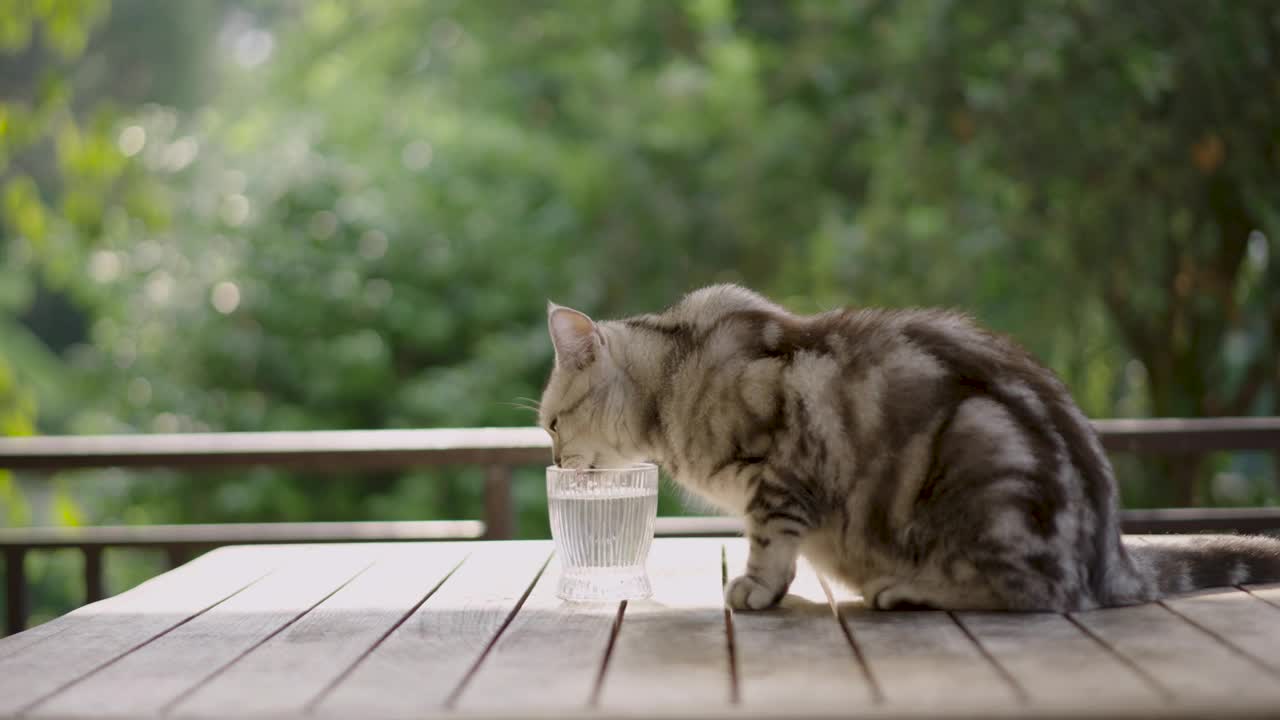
[
  {"left": 0, "top": 544, "right": 298, "bottom": 716},
  {"left": 31, "top": 545, "right": 371, "bottom": 717},
  {"left": 314, "top": 541, "right": 552, "bottom": 718},
  {"left": 1070, "top": 600, "right": 1280, "bottom": 706},
  {"left": 725, "top": 539, "right": 877, "bottom": 711},
  {"left": 5, "top": 536, "right": 1280, "bottom": 719},
  {"left": 0, "top": 609, "right": 75, "bottom": 661},
  {"left": 1158, "top": 586, "right": 1280, "bottom": 676},
  {"left": 170, "top": 543, "right": 468, "bottom": 717},
  {"left": 954, "top": 611, "right": 1164, "bottom": 707},
  {"left": 452, "top": 550, "right": 619, "bottom": 713},
  {"left": 1240, "top": 581, "right": 1280, "bottom": 610},
  {"left": 596, "top": 538, "right": 732, "bottom": 711},
  {"left": 825, "top": 580, "right": 1021, "bottom": 709}
]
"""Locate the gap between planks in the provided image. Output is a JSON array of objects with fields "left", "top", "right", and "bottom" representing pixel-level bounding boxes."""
[
  {"left": 945, "top": 612, "right": 1030, "bottom": 704},
  {"left": 1237, "top": 584, "right": 1280, "bottom": 610},
  {"left": 824, "top": 580, "right": 1017, "bottom": 708},
  {"left": 302, "top": 552, "right": 471, "bottom": 713},
  {"left": 813, "top": 547, "right": 1169, "bottom": 711},
  {"left": 816, "top": 574, "right": 883, "bottom": 703},
  {"left": 23, "top": 536, "right": 1272, "bottom": 717},
  {"left": 1133, "top": 535, "right": 1280, "bottom": 681},
  {"left": 16, "top": 557, "right": 282, "bottom": 716},
  {"left": 588, "top": 600, "right": 629, "bottom": 707},
  {"left": 156, "top": 559, "right": 377, "bottom": 715},
  {"left": 443, "top": 551, "right": 553, "bottom": 708},
  {"left": 313, "top": 542, "right": 555, "bottom": 717},
  {"left": 591, "top": 539, "right": 734, "bottom": 712},
  {"left": 721, "top": 544, "right": 740, "bottom": 706}
]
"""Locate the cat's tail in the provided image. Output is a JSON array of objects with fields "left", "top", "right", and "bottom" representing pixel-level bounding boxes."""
[{"left": 1124, "top": 534, "right": 1280, "bottom": 597}]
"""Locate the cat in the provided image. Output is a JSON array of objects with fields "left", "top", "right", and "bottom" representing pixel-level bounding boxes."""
[{"left": 538, "top": 284, "right": 1280, "bottom": 611}]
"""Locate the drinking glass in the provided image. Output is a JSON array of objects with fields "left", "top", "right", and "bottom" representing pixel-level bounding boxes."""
[{"left": 546, "top": 463, "right": 659, "bottom": 601}]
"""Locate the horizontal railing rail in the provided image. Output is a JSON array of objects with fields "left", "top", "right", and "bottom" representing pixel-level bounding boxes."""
[
  {"left": 2, "top": 418, "right": 1279, "bottom": 635},
  {"left": 0, "top": 427, "right": 553, "bottom": 470},
  {"left": 2, "top": 419, "right": 1279, "bottom": 470},
  {"left": 653, "top": 508, "right": 1280, "bottom": 536}
]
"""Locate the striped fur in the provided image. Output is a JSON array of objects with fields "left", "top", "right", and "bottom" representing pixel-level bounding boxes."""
[{"left": 540, "top": 285, "right": 1280, "bottom": 611}]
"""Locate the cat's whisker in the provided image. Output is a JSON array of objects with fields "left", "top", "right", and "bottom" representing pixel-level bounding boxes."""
[{"left": 497, "top": 401, "right": 541, "bottom": 415}]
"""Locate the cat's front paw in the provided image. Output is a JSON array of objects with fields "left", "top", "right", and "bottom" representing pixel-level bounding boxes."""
[{"left": 725, "top": 574, "right": 785, "bottom": 611}]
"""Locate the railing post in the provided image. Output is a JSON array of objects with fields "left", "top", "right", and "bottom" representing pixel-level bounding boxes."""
[
  {"left": 5, "top": 548, "right": 27, "bottom": 636},
  {"left": 165, "top": 546, "right": 192, "bottom": 569},
  {"left": 483, "top": 465, "right": 516, "bottom": 540},
  {"left": 83, "top": 546, "right": 105, "bottom": 604}
]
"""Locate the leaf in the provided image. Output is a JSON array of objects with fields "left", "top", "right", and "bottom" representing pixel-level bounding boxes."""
[
  {"left": 0, "top": 470, "right": 31, "bottom": 526},
  {"left": 2, "top": 176, "right": 48, "bottom": 242},
  {"left": 52, "top": 481, "right": 85, "bottom": 527}
]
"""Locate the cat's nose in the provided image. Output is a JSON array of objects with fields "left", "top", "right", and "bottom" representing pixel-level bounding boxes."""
[{"left": 553, "top": 450, "right": 562, "bottom": 466}]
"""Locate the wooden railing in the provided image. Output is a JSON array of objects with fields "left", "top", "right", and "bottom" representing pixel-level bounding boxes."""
[{"left": 2, "top": 418, "right": 1280, "bottom": 634}]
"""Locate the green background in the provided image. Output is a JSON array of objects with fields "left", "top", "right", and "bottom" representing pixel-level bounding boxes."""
[{"left": 2, "top": 0, "right": 1277, "bottom": 626}]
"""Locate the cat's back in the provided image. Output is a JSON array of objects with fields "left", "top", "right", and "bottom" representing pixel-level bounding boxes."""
[{"left": 668, "top": 283, "right": 787, "bottom": 330}]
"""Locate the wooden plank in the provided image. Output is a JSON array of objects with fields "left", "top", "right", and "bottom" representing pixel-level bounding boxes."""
[
  {"left": 953, "top": 612, "right": 1164, "bottom": 707},
  {"left": 1159, "top": 586, "right": 1280, "bottom": 676},
  {"left": 596, "top": 538, "right": 731, "bottom": 711},
  {"left": 0, "top": 427, "right": 551, "bottom": 470},
  {"left": 1070, "top": 601, "right": 1280, "bottom": 704},
  {"left": 31, "top": 545, "right": 372, "bottom": 717},
  {"left": 1241, "top": 581, "right": 1280, "bottom": 610},
  {"left": 454, "top": 552, "right": 620, "bottom": 712},
  {"left": 0, "top": 544, "right": 297, "bottom": 715},
  {"left": 0, "top": 608, "right": 76, "bottom": 661},
  {"left": 725, "top": 539, "right": 876, "bottom": 711},
  {"left": 826, "top": 581, "right": 1021, "bottom": 709},
  {"left": 169, "top": 543, "right": 468, "bottom": 717},
  {"left": 314, "top": 541, "right": 552, "bottom": 718}
]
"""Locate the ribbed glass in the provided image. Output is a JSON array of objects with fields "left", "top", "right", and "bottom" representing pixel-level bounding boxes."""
[{"left": 546, "top": 463, "right": 658, "bottom": 601}]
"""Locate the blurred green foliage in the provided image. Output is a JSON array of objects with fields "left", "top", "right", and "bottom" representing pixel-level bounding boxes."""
[{"left": 1, "top": 0, "right": 1278, "bottom": 622}]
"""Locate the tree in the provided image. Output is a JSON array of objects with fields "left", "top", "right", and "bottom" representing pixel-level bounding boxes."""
[
  {"left": 8, "top": 0, "right": 1278, "bottom": 536},
  {"left": 815, "top": 0, "right": 1280, "bottom": 503}
]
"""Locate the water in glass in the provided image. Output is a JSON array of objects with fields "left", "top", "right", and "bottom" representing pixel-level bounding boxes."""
[{"left": 546, "top": 464, "right": 658, "bottom": 601}]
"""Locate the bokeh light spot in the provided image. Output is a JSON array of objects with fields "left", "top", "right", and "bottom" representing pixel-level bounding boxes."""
[
  {"left": 128, "top": 378, "right": 153, "bottom": 407},
  {"left": 212, "top": 281, "right": 241, "bottom": 314},
  {"left": 89, "top": 250, "right": 122, "bottom": 283},
  {"left": 222, "top": 195, "right": 250, "bottom": 226},
  {"left": 359, "top": 229, "right": 389, "bottom": 260},
  {"left": 364, "top": 278, "right": 393, "bottom": 307},
  {"left": 235, "top": 28, "right": 274, "bottom": 68},
  {"left": 310, "top": 211, "right": 339, "bottom": 240},
  {"left": 165, "top": 137, "right": 200, "bottom": 172},
  {"left": 401, "top": 141, "right": 433, "bottom": 171},
  {"left": 118, "top": 126, "right": 146, "bottom": 157}
]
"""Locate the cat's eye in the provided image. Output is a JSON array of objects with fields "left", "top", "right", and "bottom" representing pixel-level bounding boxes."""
[{"left": 549, "top": 417, "right": 559, "bottom": 433}]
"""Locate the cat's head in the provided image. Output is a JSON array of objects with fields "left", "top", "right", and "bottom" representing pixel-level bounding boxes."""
[{"left": 539, "top": 302, "right": 644, "bottom": 469}]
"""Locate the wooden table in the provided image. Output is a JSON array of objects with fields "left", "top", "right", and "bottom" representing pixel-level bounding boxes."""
[{"left": 0, "top": 538, "right": 1278, "bottom": 719}]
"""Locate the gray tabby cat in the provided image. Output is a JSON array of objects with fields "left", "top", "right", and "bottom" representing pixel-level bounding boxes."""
[{"left": 539, "top": 285, "right": 1280, "bottom": 611}]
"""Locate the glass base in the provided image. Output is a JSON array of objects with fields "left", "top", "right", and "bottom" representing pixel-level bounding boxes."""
[{"left": 556, "top": 567, "right": 652, "bottom": 602}]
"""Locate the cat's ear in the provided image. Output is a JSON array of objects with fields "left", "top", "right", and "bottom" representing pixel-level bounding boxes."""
[{"left": 548, "top": 302, "right": 600, "bottom": 370}]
